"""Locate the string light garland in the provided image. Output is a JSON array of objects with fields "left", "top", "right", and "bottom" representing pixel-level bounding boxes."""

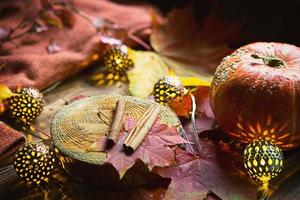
[
  {"left": 153, "top": 76, "right": 185, "bottom": 105},
  {"left": 91, "top": 46, "right": 134, "bottom": 86},
  {"left": 243, "top": 140, "right": 284, "bottom": 199},
  {"left": 4, "top": 87, "right": 44, "bottom": 123},
  {"left": 103, "top": 47, "right": 134, "bottom": 76},
  {"left": 14, "top": 142, "right": 56, "bottom": 186}
]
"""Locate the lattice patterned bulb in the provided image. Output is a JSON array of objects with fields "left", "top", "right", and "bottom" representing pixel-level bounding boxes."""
[
  {"left": 243, "top": 140, "right": 283, "bottom": 194},
  {"left": 153, "top": 76, "right": 185, "bottom": 105},
  {"left": 103, "top": 47, "right": 134, "bottom": 76},
  {"left": 5, "top": 87, "right": 44, "bottom": 123},
  {"left": 14, "top": 142, "right": 56, "bottom": 185}
]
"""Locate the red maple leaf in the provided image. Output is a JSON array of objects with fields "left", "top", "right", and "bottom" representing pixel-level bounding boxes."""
[
  {"left": 154, "top": 141, "right": 257, "bottom": 200},
  {"left": 104, "top": 119, "right": 189, "bottom": 178},
  {"left": 168, "top": 94, "right": 192, "bottom": 118},
  {"left": 194, "top": 86, "right": 214, "bottom": 119},
  {"left": 183, "top": 114, "right": 215, "bottom": 154},
  {"left": 151, "top": 4, "right": 242, "bottom": 75}
]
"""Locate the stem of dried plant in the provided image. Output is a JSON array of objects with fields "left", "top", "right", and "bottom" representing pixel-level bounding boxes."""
[
  {"left": 27, "top": 121, "right": 51, "bottom": 138},
  {"left": 190, "top": 93, "right": 201, "bottom": 154}
]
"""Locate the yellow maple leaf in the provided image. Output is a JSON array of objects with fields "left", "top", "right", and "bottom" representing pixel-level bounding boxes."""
[
  {"left": 178, "top": 76, "right": 211, "bottom": 87},
  {"left": 0, "top": 84, "right": 15, "bottom": 101}
]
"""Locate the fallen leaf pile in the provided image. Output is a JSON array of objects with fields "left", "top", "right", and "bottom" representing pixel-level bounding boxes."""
[
  {"left": 155, "top": 142, "right": 257, "bottom": 200},
  {"left": 93, "top": 90, "right": 259, "bottom": 199}
]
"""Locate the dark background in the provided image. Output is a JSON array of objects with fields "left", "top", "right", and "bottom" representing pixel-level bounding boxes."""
[{"left": 147, "top": 0, "right": 300, "bottom": 45}]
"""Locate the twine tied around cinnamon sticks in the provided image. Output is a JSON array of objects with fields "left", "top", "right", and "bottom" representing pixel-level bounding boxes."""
[{"left": 90, "top": 99, "right": 161, "bottom": 154}]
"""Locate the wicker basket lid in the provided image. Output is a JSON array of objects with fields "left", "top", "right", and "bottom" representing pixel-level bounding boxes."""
[{"left": 51, "top": 95, "right": 181, "bottom": 165}]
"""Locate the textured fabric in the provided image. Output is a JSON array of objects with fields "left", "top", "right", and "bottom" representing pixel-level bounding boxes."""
[
  {"left": 0, "top": 121, "right": 25, "bottom": 162},
  {"left": 0, "top": 0, "right": 158, "bottom": 90}
]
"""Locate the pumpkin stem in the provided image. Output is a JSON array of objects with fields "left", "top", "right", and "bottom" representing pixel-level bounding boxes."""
[{"left": 251, "top": 54, "right": 285, "bottom": 68}]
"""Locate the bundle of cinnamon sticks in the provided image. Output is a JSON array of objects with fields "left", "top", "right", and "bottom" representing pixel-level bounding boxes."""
[
  {"left": 90, "top": 99, "right": 161, "bottom": 153},
  {"left": 123, "top": 104, "right": 161, "bottom": 153}
]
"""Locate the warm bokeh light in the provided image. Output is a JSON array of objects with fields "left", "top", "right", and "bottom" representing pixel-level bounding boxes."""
[{"left": 228, "top": 115, "right": 294, "bottom": 149}]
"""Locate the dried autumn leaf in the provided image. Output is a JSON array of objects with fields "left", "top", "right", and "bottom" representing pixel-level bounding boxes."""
[
  {"left": 127, "top": 50, "right": 169, "bottom": 98},
  {"left": 184, "top": 114, "right": 215, "bottom": 154},
  {"left": 168, "top": 85, "right": 213, "bottom": 118},
  {"left": 155, "top": 142, "right": 257, "bottom": 200},
  {"left": 151, "top": 4, "right": 242, "bottom": 78},
  {"left": 0, "top": 84, "right": 15, "bottom": 101},
  {"left": 185, "top": 114, "right": 215, "bottom": 136},
  {"left": 168, "top": 94, "right": 192, "bottom": 118},
  {"left": 164, "top": 58, "right": 213, "bottom": 84},
  {"left": 179, "top": 76, "right": 211, "bottom": 87},
  {"left": 194, "top": 86, "right": 214, "bottom": 119},
  {"left": 40, "top": 10, "right": 64, "bottom": 28},
  {"left": 104, "top": 119, "right": 188, "bottom": 178},
  {"left": 55, "top": 8, "right": 76, "bottom": 28},
  {"left": 216, "top": 141, "right": 250, "bottom": 179}
]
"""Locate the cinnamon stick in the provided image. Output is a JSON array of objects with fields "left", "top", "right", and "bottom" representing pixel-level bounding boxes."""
[
  {"left": 124, "top": 105, "right": 161, "bottom": 153},
  {"left": 124, "top": 105, "right": 154, "bottom": 144},
  {"left": 107, "top": 99, "right": 126, "bottom": 146}
]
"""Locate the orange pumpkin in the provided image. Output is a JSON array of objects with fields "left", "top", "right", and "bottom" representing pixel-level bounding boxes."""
[{"left": 210, "top": 42, "right": 300, "bottom": 150}]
